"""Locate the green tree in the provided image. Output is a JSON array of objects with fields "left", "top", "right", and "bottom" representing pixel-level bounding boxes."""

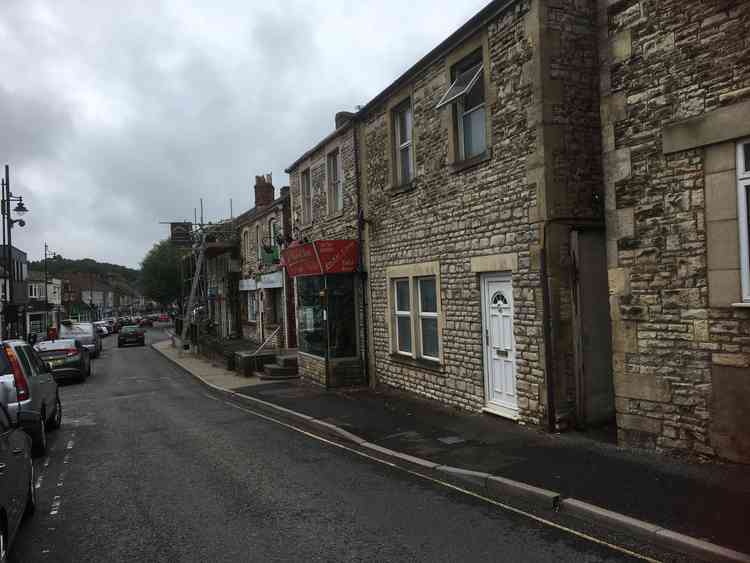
[{"left": 140, "top": 239, "right": 183, "bottom": 309}]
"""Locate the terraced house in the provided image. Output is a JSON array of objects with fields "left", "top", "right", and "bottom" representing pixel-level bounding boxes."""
[
  {"left": 281, "top": 0, "right": 750, "bottom": 464},
  {"left": 236, "top": 175, "right": 294, "bottom": 350}
]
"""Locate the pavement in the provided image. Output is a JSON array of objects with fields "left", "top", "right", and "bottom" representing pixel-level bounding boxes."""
[
  {"left": 8, "top": 328, "right": 655, "bottom": 562},
  {"left": 154, "top": 334, "right": 750, "bottom": 562}
]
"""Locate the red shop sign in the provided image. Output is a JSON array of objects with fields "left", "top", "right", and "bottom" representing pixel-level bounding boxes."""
[
  {"left": 281, "top": 239, "right": 359, "bottom": 277},
  {"left": 281, "top": 243, "right": 321, "bottom": 277},
  {"left": 316, "top": 240, "right": 358, "bottom": 274}
]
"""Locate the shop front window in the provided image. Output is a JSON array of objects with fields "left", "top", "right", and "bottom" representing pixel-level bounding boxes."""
[
  {"left": 298, "top": 276, "right": 326, "bottom": 357},
  {"left": 327, "top": 275, "right": 356, "bottom": 358}
]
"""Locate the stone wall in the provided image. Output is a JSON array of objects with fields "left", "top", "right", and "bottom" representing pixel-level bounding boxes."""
[
  {"left": 363, "top": 2, "right": 546, "bottom": 421},
  {"left": 600, "top": 0, "right": 750, "bottom": 462}
]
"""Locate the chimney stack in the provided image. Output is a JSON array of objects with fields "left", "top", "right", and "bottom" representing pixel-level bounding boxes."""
[
  {"left": 254, "top": 174, "right": 275, "bottom": 209},
  {"left": 335, "top": 111, "right": 355, "bottom": 129}
]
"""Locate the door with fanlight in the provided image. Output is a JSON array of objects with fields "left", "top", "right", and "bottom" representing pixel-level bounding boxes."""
[{"left": 482, "top": 274, "right": 518, "bottom": 418}]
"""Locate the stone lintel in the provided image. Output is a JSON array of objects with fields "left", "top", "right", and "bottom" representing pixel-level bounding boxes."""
[
  {"left": 471, "top": 253, "right": 518, "bottom": 273},
  {"left": 663, "top": 99, "right": 750, "bottom": 154}
]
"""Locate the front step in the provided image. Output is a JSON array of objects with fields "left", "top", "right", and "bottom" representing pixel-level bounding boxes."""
[
  {"left": 278, "top": 355, "right": 298, "bottom": 368},
  {"left": 260, "top": 363, "right": 299, "bottom": 380}
]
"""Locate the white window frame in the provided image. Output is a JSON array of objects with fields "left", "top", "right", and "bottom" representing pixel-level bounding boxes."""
[
  {"left": 393, "top": 278, "right": 412, "bottom": 356},
  {"left": 457, "top": 89, "right": 486, "bottom": 161},
  {"left": 243, "top": 230, "right": 249, "bottom": 262},
  {"left": 387, "top": 263, "right": 442, "bottom": 363},
  {"left": 737, "top": 138, "right": 750, "bottom": 302},
  {"left": 417, "top": 276, "right": 440, "bottom": 361},
  {"left": 301, "top": 169, "right": 312, "bottom": 225},
  {"left": 256, "top": 225, "right": 262, "bottom": 261},
  {"left": 394, "top": 100, "right": 413, "bottom": 185},
  {"left": 327, "top": 149, "right": 343, "bottom": 214}
]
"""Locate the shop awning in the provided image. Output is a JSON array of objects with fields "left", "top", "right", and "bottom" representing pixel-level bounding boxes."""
[{"left": 281, "top": 240, "right": 358, "bottom": 277}]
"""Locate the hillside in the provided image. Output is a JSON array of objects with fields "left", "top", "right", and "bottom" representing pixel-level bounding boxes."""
[{"left": 28, "top": 256, "right": 141, "bottom": 288}]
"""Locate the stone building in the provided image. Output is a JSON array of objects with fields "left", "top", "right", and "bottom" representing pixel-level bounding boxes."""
[
  {"left": 355, "top": 0, "right": 610, "bottom": 429},
  {"left": 600, "top": 0, "right": 750, "bottom": 462},
  {"left": 278, "top": 0, "right": 750, "bottom": 463},
  {"left": 236, "top": 175, "right": 294, "bottom": 349},
  {"left": 203, "top": 220, "right": 240, "bottom": 338},
  {"left": 284, "top": 112, "right": 367, "bottom": 387}
]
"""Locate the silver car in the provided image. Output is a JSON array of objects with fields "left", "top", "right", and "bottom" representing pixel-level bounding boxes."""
[
  {"left": 0, "top": 340, "right": 61, "bottom": 456},
  {"left": 60, "top": 321, "right": 102, "bottom": 358}
]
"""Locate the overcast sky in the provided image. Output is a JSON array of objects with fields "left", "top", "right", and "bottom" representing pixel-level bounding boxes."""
[{"left": 1, "top": 0, "right": 489, "bottom": 268}]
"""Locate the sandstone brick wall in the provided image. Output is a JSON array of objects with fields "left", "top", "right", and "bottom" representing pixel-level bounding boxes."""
[
  {"left": 299, "top": 352, "right": 326, "bottom": 387},
  {"left": 600, "top": 0, "right": 750, "bottom": 461}
]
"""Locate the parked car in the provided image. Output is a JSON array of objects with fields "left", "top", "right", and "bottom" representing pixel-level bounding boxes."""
[
  {"left": 158, "top": 313, "right": 170, "bottom": 322},
  {"left": 0, "top": 340, "right": 62, "bottom": 457},
  {"left": 104, "top": 318, "right": 118, "bottom": 333},
  {"left": 34, "top": 339, "right": 91, "bottom": 383},
  {"left": 118, "top": 325, "right": 145, "bottom": 347},
  {"left": 94, "top": 321, "right": 111, "bottom": 337},
  {"left": 139, "top": 317, "right": 153, "bottom": 327},
  {"left": 59, "top": 321, "right": 102, "bottom": 359},
  {"left": 0, "top": 402, "right": 36, "bottom": 558}
]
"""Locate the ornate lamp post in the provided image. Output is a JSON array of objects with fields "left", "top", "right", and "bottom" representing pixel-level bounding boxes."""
[{"left": 1, "top": 165, "right": 29, "bottom": 338}]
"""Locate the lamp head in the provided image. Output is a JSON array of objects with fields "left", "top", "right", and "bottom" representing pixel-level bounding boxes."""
[{"left": 13, "top": 199, "right": 28, "bottom": 215}]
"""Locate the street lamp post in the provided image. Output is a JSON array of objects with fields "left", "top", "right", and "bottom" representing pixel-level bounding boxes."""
[
  {"left": 1, "top": 165, "right": 29, "bottom": 339},
  {"left": 44, "top": 242, "right": 57, "bottom": 334}
]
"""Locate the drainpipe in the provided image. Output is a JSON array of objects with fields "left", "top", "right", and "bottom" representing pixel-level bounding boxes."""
[
  {"left": 539, "top": 217, "right": 605, "bottom": 433},
  {"left": 352, "top": 120, "right": 370, "bottom": 386}
]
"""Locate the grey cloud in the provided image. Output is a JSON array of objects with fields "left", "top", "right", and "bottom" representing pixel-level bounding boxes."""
[{"left": 1, "top": 0, "right": 489, "bottom": 267}]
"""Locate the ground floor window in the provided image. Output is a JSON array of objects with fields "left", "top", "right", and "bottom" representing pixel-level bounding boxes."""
[
  {"left": 298, "top": 276, "right": 326, "bottom": 357},
  {"left": 387, "top": 261, "right": 442, "bottom": 363},
  {"left": 297, "top": 274, "right": 357, "bottom": 359}
]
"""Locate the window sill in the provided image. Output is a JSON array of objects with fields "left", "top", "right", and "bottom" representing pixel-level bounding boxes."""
[
  {"left": 731, "top": 302, "right": 750, "bottom": 308},
  {"left": 450, "top": 149, "right": 491, "bottom": 174},
  {"left": 389, "top": 352, "right": 443, "bottom": 372},
  {"left": 389, "top": 179, "right": 417, "bottom": 195},
  {"left": 327, "top": 210, "right": 345, "bottom": 219}
]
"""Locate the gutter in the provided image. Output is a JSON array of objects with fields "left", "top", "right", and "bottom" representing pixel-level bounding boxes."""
[{"left": 353, "top": 123, "right": 370, "bottom": 386}]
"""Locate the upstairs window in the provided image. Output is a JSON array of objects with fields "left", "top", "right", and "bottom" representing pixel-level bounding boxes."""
[
  {"left": 436, "top": 52, "right": 486, "bottom": 161},
  {"left": 327, "top": 149, "right": 343, "bottom": 214},
  {"left": 256, "top": 225, "right": 262, "bottom": 261},
  {"left": 393, "top": 99, "right": 414, "bottom": 185},
  {"left": 301, "top": 169, "right": 312, "bottom": 224},
  {"left": 737, "top": 138, "right": 750, "bottom": 302}
]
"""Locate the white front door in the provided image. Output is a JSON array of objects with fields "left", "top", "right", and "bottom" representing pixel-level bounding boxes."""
[{"left": 482, "top": 274, "right": 518, "bottom": 418}]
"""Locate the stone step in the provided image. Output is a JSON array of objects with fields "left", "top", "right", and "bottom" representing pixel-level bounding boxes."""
[
  {"left": 260, "top": 363, "right": 299, "bottom": 380},
  {"left": 278, "top": 355, "right": 298, "bottom": 368}
]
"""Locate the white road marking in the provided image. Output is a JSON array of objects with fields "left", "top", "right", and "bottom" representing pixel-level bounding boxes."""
[
  {"left": 203, "top": 393, "right": 220, "bottom": 401},
  {"left": 66, "top": 440, "right": 74, "bottom": 450}
]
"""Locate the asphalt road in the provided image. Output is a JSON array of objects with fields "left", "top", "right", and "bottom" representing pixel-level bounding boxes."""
[{"left": 10, "top": 329, "right": 645, "bottom": 562}]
